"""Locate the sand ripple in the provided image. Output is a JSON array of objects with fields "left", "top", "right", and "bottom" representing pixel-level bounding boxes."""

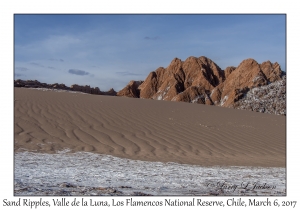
[{"left": 14, "top": 88, "right": 286, "bottom": 167}]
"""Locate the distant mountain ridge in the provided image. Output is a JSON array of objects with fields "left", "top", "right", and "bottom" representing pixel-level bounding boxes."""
[
  {"left": 117, "top": 56, "right": 285, "bottom": 115},
  {"left": 14, "top": 79, "right": 117, "bottom": 96}
]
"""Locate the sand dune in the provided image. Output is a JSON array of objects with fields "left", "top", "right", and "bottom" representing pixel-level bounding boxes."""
[{"left": 14, "top": 88, "right": 286, "bottom": 167}]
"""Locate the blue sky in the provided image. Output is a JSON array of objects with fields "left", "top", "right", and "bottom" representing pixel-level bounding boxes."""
[{"left": 14, "top": 14, "right": 286, "bottom": 91}]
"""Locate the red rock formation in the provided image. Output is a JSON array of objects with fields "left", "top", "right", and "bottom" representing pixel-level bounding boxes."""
[
  {"left": 260, "top": 61, "right": 283, "bottom": 82},
  {"left": 138, "top": 69, "right": 163, "bottom": 99},
  {"left": 117, "top": 80, "right": 143, "bottom": 98},
  {"left": 212, "top": 58, "right": 283, "bottom": 107},
  {"left": 118, "top": 56, "right": 284, "bottom": 112},
  {"left": 172, "top": 86, "right": 213, "bottom": 105},
  {"left": 137, "top": 56, "right": 224, "bottom": 101}
]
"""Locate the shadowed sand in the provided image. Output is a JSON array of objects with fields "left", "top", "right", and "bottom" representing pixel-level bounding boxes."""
[{"left": 14, "top": 88, "right": 286, "bottom": 167}]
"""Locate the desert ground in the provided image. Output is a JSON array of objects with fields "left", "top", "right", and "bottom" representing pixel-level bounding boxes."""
[{"left": 14, "top": 88, "right": 286, "bottom": 195}]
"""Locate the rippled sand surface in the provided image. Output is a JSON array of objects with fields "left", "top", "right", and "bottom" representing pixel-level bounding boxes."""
[{"left": 14, "top": 88, "right": 285, "bottom": 167}]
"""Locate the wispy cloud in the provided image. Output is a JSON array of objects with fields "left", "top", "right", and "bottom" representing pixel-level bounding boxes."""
[
  {"left": 68, "top": 69, "right": 89, "bottom": 76},
  {"left": 144, "top": 36, "right": 159, "bottom": 40},
  {"left": 30, "top": 62, "right": 44, "bottom": 67},
  {"left": 49, "top": 58, "right": 64, "bottom": 62},
  {"left": 15, "top": 67, "right": 29, "bottom": 71},
  {"left": 116, "top": 71, "right": 142, "bottom": 76}
]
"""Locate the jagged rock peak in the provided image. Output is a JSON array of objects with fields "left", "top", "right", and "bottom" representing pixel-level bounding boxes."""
[
  {"left": 108, "top": 88, "right": 115, "bottom": 92},
  {"left": 137, "top": 56, "right": 226, "bottom": 101},
  {"left": 211, "top": 58, "right": 284, "bottom": 107},
  {"left": 170, "top": 57, "right": 182, "bottom": 63}
]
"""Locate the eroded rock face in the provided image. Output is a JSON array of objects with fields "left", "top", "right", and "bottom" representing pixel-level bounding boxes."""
[
  {"left": 260, "top": 61, "right": 283, "bottom": 82},
  {"left": 137, "top": 56, "right": 225, "bottom": 101},
  {"left": 224, "top": 66, "right": 236, "bottom": 78},
  {"left": 214, "top": 58, "right": 283, "bottom": 107},
  {"left": 213, "top": 59, "right": 266, "bottom": 107},
  {"left": 118, "top": 56, "right": 285, "bottom": 115},
  {"left": 172, "top": 86, "right": 213, "bottom": 105},
  {"left": 117, "top": 80, "right": 143, "bottom": 98}
]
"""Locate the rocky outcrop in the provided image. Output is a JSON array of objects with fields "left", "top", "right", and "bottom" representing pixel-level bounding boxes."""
[
  {"left": 117, "top": 80, "right": 143, "bottom": 98},
  {"left": 104, "top": 88, "right": 117, "bottom": 96},
  {"left": 14, "top": 79, "right": 116, "bottom": 96},
  {"left": 136, "top": 56, "right": 225, "bottom": 101},
  {"left": 212, "top": 58, "right": 283, "bottom": 107},
  {"left": 118, "top": 56, "right": 285, "bottom": 115},
  {"left": 260, "top": 61, "right": 283, "bottom": 82},
  {"left": 70, "top": 84, "right": 101, "bottom": 94}
]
